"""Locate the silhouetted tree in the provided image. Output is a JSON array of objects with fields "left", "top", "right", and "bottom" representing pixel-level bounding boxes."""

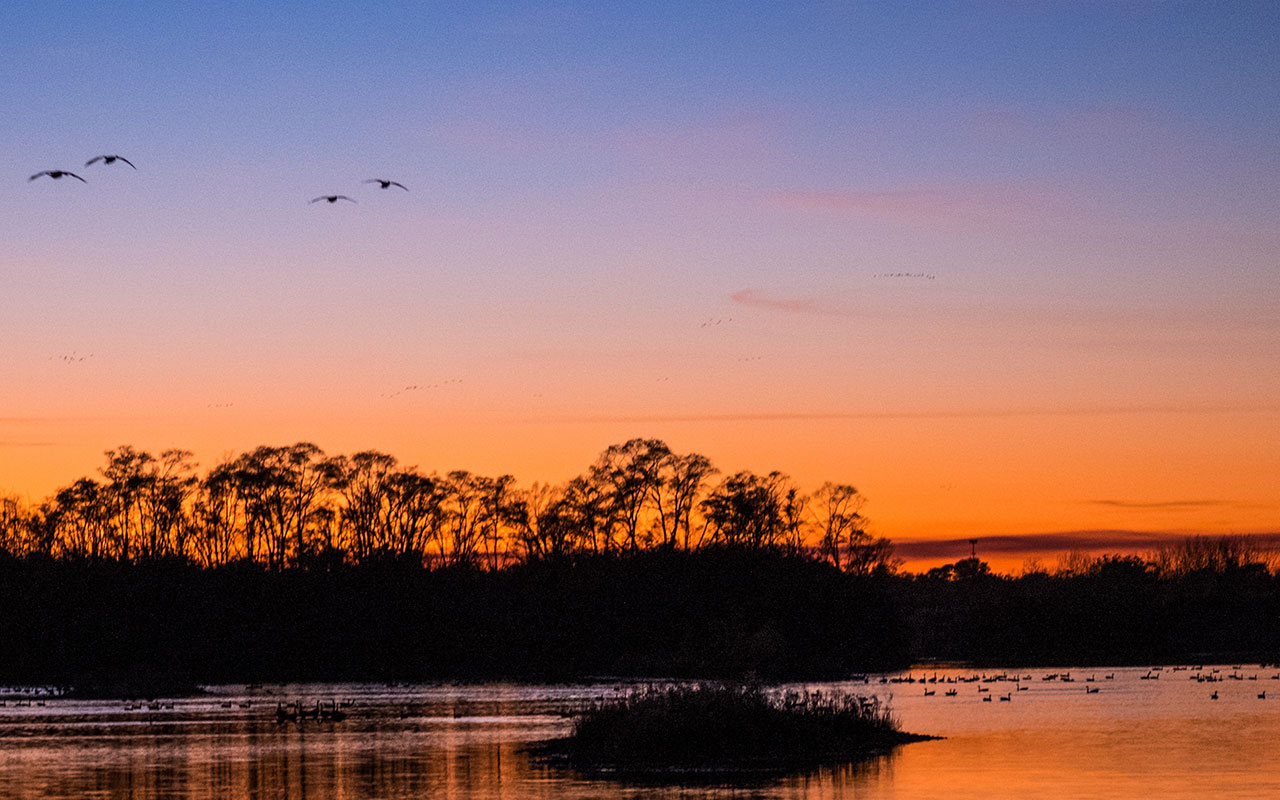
[
  {"left": 654, "top": 452, "right": 718, "bottom": 550},
  {"left": 811, "top": 482, "right": 863, "bottom": 570},
  {"left": 142, "top": 449, "right": 198, "bottom": 560},
  {"left": 701, "top": 471, "right": 798, "bottom": 549},
  {"left": 510, "top": 481, "right": 559, "bottom": 560},
  {"left": 780, "top": 484, "right": 807, "bottom": 554},
  {"left": 321, "top": 450, "right": 399, "bottom": 559},
  {"left": 478, "top": 474, "right": 521, "bottom": 570},
  {"left": 443, "top": 470, "right": 486, "bottom": 567},
  {"left": 558, "top": 475, "right": 610, "bottom": 554},
  {"left": 383, "top": 469, "right": 446, "bottom": 564},
  {"left": 1152, "top": 534, "right": 1278, "bottom": 576},
  {"left": 46, "top": 477, "right": 107, "bottom": 559},
  {"left": 590, "top": 438, "right": 671, "bottom": 553},
  {"left": 809, "top": 482, "right": 897, "bottom": 575},
  {"left": 100, "top": 445, "right": 156, "bottom": 560},
  {"left": 845, "top": 535, "right": 898, "bottom": 576},
  {"left": 231, "top": 443, "right": 326, "bottom": 569},
  {"left": 0, "top": 494, "right": 39, "bottom": 556},
  {"left": 190, "top": 460, "right": 243, "bottom": 565}
]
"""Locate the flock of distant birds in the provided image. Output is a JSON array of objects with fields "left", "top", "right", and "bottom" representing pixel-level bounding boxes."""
[
  {"left": 380, "top": 377, "right": 465, "bottom": 399},
  {"left": 31, "top": 154, "right": 413, "bottom": 400},
  {"left": 0, "top": 686, "right": 494, "bottom": 726},
  {"left": 4, "top": 667, "right": 1280, "bottom": 730},
  {"left": 873, "top": 272, "right": 936, "bottom": 280},
  {"left": 30, "top": 153, "right": 935, "bottom": 401},
  {"left": 310, "top": 179, "right": 407, "bottom": 204},
  {"left": 28, "top": 154, "right": 136, "bottom": 183},
  {"left": 28, "top": 153, "right": 408, "bottom": 203},
  {"left": 865, "top": 664, "right": 1280, "bottom": 702},
  {"left": 50, "top": 351, "right": 92, "bottom": 364},
  {"left": 273, "top": 698, "right": 352, "bottom": 723}
]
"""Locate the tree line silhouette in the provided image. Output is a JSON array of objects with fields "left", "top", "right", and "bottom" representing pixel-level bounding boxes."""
[
  {"left": 0, "top": 439, "right": 894, "bottom": 573},
  {"left": 2, "top": 441, "right": 1278, "bottom": 691},
  {"left": 905, "top": 538, "right": 1280, "bottom": 667}
]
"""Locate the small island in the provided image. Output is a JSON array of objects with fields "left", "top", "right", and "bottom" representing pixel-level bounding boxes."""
[{"left": 536, "top": 683, "right": 937, "bottom": 779}]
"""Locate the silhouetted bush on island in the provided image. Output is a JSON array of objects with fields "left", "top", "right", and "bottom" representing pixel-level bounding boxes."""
[{"left": 537, "top": 683, "right": 933, "bottom": 776}]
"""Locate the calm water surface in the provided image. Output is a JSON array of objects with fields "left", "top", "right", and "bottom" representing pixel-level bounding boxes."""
[{"left": 2, "top": 666, "right": 1277, "bottom": 799}]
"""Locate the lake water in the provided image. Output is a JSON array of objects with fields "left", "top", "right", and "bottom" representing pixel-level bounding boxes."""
[{"left": 2, "top": 666, "right": 1278, "bottom": 799}]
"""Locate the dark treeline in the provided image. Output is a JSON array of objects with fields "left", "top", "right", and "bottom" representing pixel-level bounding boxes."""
[
  {"left": 904, "top": 537, "right": 1280, "bottom": 667},
  {"left": 0, "top": 548, "right": 906, "bottom": 688},
  {"left": 1, "top": 442, "right": 1279, "bottom": 689},
  {"left": 0, "top": 439, "right": 897, "bottom": 690},
  {"left": 1, "top": 538, "right": 1276, "bottom": 690},
  {"left": 0, "top": 439, "right": 891, "bottom": 572}
]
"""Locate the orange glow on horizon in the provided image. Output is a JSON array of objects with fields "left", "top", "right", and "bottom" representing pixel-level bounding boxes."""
[{"left": 3, "top": 399, "right": 1277, "bottom": 574}]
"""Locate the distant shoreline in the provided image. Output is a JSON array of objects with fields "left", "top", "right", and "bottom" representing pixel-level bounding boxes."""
[{"left": 10, "top": 658, "right": 1280, "bottom": 701}]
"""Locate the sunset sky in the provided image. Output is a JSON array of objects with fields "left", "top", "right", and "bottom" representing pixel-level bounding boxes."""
[{"left": 3, "top": 2, "right": 1277, "bottom": 570}]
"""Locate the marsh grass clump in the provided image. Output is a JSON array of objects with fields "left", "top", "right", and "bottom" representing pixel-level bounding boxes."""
[{"left": 542, "top": 683, "right": 932, "bottom": 775}]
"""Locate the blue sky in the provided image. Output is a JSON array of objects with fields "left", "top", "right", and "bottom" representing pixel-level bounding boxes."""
[{"left": 2, "top": 1, "right": 1278, "bottom": 559}]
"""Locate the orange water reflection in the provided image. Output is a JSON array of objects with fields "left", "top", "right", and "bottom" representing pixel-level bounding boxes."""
[{"left": 1, "top": 673, "right": 1279, "bottom": 799}]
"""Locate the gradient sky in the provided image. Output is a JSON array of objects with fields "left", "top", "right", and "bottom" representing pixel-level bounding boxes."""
[{"left": 3, "top": 1, "right": 1278, "bottom": 570}]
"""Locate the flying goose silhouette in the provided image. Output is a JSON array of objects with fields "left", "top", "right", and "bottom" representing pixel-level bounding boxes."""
[
  {"left": 310, "top": 195, "right": 356, "bottom": 204},
  {"left": 85, "top": 155, "right": 136, "bottom": 169},
  {"left": 29, "top": 170, "right": 86, "bottom": 183},
  {"left": 363, "top": 179, "right": 408, "bottom": 190}
]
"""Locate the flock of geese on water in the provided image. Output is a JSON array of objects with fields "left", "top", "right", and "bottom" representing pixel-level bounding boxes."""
[
  {"left": 273, "top": 698, "right": 353, "bottom": 723},
  {"left": 0, "top": 687, "right": 354, "bottom": 718},
  {"left": 860, "top": 664, "right": 1280, "bottom": 702},
  {"left": 6, "top": 666, "right": 1280, "bottom": 723},
  {"left": 28, "top": 154, "right": 408, "bottom": 204},
  {"left": 0, "top": 686, "right": 55, "bottom": 707}
]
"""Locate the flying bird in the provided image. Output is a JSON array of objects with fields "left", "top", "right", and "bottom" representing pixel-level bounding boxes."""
[
  {"left": 310, "top": 195, "right": 356, "bottom": 204},
  {"left": 85, "top": 155, "right": 136, "bottom": 169},
  {"left": 29, "top": 170, "right": 86, "bottom": 183},
  {"left": 363, "top": 179, "right": 408, "bottom": 191}
]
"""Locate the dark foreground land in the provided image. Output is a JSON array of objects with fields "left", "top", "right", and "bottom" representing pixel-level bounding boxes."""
[
  {"left": 4, "top": 442, "right": 1277, "bottom": 691},
  {"left": 0, "top": 548, "right": 902, "bottom": 691},
  {"left": 535, "top": 683, "right": 936, "bottom": 778},
  {"left": 1, "top": 545, "right": 1279, "bottom": 691}
]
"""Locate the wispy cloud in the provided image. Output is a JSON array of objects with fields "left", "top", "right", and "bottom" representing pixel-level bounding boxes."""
[
  {"left": 896, "top": 530, "right": 1280, "bottom": 563},
  {"left": 1088, "top": 499, "right": 1236, "bottom": 511},
  {"left": 537, "top": 405, "right": 1280, "bottom": 425},
  {"left": 767, "top": 186, "right": 1053, "bottom": 225},
  {"left": 729, "top": 288, "right": 851, "bottom": 316}
]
